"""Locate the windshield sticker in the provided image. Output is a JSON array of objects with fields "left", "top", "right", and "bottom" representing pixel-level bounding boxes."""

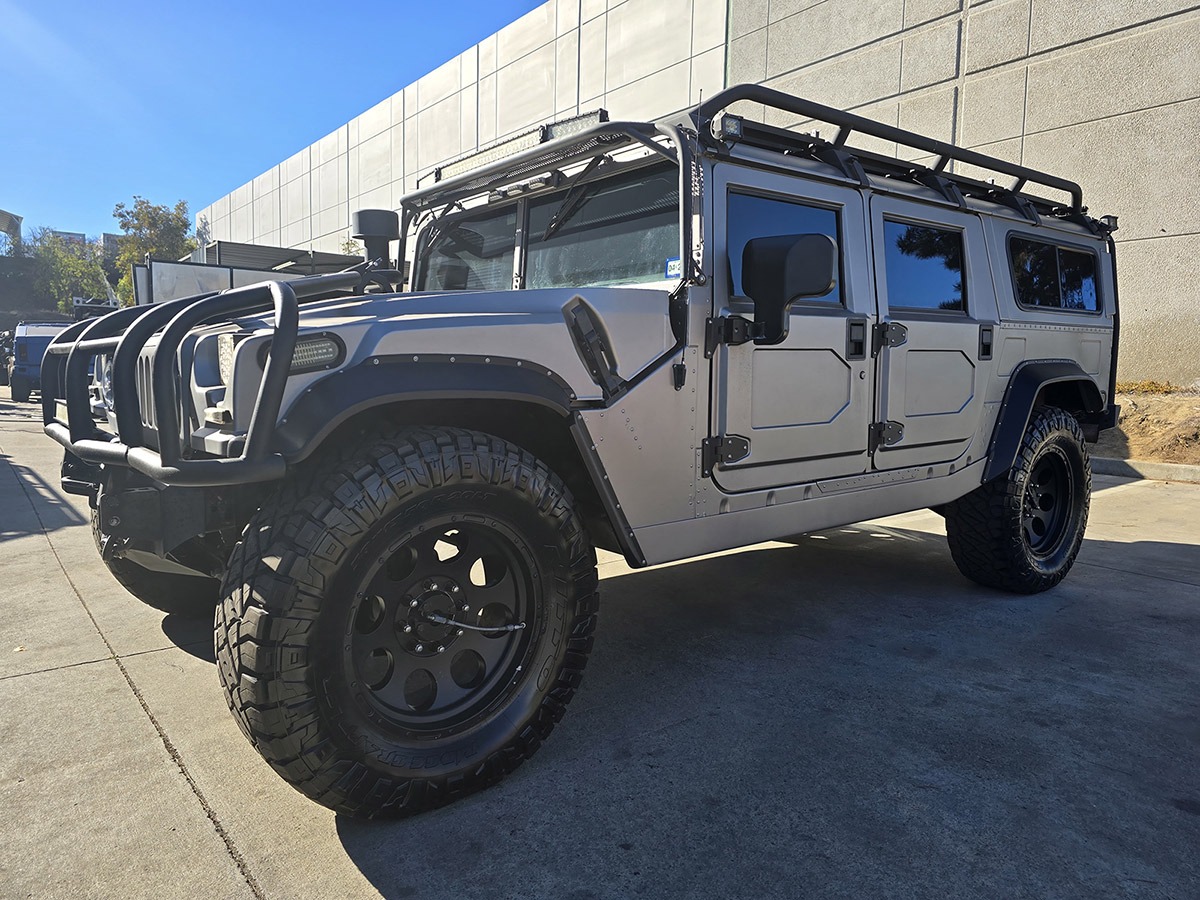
[{"left": 665, "top": 257, "right": 682, "bottom": 279}]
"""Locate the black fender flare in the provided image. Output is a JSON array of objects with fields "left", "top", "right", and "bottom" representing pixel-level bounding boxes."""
[
  {"left": 272, "top": 354, "right": 576, "bottom": 461},
  {"left": 271, "top": 353, "right": 646, "bottom": 568},
  {"left": 982, "top": 360, "right": 1104, "bottom": 483}
]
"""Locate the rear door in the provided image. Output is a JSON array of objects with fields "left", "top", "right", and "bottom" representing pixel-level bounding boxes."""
[{"left": 868, "top": 196, "right": 991, "bottom": 470}]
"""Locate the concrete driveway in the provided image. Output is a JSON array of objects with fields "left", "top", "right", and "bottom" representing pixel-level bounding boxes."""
[{"left": 2, "top": 388, "right": 1198, "bottom": 899}]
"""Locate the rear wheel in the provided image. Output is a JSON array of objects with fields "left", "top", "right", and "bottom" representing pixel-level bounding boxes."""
[
  {"left": 91, "top": 510, "right": 220, "bottom": 617},
  {"left": 215, "top": 427, "right": 598, "bottom": 818},
  {"left": 945, "top": 406, "right": 1090, "bottom": 593}
]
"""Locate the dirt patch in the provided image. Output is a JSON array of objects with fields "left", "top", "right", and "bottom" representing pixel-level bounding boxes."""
[{"left": 1094, "top": 390, "right": 1200, "bottom": 465}]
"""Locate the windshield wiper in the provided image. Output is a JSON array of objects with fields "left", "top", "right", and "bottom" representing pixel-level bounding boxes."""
[{"left": 542, "top": 156, "right": 610, "bottom": 240}]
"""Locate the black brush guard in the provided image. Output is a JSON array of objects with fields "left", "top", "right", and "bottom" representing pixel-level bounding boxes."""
[{"left": 42, "top": 271, "right": 363, "bottom": 487}]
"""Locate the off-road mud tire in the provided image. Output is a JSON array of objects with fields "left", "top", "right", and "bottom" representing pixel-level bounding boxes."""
[
  {"left": 91, "top": 510, "right": 221, "bottom": 617},
  {"left": 215, "top": 427, "right": 599, "bottom": 818},
  {"left": 10, "top": 376, "right": 30, "bottom": 403},
  {"left": 945, "top": 406, "right": 1090, "bottom": 594}
]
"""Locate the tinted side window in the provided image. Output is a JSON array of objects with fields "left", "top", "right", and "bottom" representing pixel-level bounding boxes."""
[
  {"left": 727, "top": 192, "right": 841, "bottom": 304},
  {"left": 882, "top": 220, "right": 966, "bottom": 312},
  {"left": 1010, "top": 237, "right": 1100, "bottom": 312}
]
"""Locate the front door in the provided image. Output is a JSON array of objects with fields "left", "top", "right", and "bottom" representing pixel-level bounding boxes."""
[
  {"left": 711, "top": 168, "right": 876, "bottom": 492},
  {"left": 868, "top": 196, "right": 990, "bottom": 470}
]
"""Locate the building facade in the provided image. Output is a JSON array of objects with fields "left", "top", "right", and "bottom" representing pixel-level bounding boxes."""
[{"left": 196, "top": 0, "right": 1200, "bottom": 385}]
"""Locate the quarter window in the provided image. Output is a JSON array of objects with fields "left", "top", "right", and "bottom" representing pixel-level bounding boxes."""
[
  {"left": 882, "top": 220, "right": 966, "bottom": 312},
  {"left": 727, "top": 192, "right": 841, "bottom": 304},
  {"left": 1010, "top": 237, "right": 1100, "bottom": 312}
]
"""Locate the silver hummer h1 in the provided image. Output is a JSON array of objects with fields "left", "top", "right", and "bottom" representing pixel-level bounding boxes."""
[{"left": 43, "top": 85, "right": 1119, "bottom": 818}]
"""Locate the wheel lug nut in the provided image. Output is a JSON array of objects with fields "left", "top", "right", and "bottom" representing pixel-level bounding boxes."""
[
  {"left": 450, "top": 584, "right": 459, "bottom": 593},
  {"left": 462, "top": 605, "right": 471, "bottom": 613},
  {"left": 456, "top": 629, "right": 464, "bottom": 636},
  {"left": 436, "top": 645, "right": 445, "bottom": 653},
  {"left": 427, "top": 581, "right": 437, "bottom": 591},
  {"left": 409, "top": 599, "right": 419, "bottom": 607},
  {"left": 415, "top": 644, "right": 424, "bottom": 652},
  {"left": 403, "top": 625, "right": 412, "bottom": 633}
]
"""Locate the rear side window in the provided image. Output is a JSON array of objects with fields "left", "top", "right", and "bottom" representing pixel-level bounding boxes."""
[
  {"left": 1009, "top": 237, "right": 1100, "bottom": 312},
  {"left": 881, "top": 220, "right": 966, "bottom": 312},
  {"left": 727, "top": 192, "right": 842, "bottom": 304}
]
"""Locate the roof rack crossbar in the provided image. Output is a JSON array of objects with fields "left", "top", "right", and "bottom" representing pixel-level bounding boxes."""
[{"left": 695, "top": 84, "right": 1084, "bottom": 213}]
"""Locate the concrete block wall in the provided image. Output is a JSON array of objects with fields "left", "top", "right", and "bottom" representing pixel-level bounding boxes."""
[
  {"left": 730, "top": 0, "right": 1200, "bottom": 385},
  {"left": 197, "top": 0, "right": 1200, "bottom": 385}
]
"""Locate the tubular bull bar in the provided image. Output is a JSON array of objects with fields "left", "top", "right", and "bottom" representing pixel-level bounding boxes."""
[{"left": 42, "top": 270, "right": 363, "bottom": 487}]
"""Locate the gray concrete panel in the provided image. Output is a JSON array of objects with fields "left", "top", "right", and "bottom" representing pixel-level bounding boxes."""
[
  {"left": 730, "top": 0, "right": 768, "bottom": 39},
  {"left": 496, "top": 42, "right": 556, "bottom": 138},
  {"left": 964, "top": 0, "right": 1030, "bottom": 73},
  {"left": 1021, "top": 99, "right": 1200, "bottom": 242},
  {"left": 900, "top": 19, "right": 962, "bottom": 91},
  {"left": 1109, "top": 233, "right": 1200, "bottom": 386},
  {"left": 904, "top": 0, "right": 963, "bottom": 28},
  {"left": 1029, "top": 0, "right": 1197, "bottom": 54},
  {"left": 1024, "top": 15, "right": 1200, "bottom": 134},
  {"left": 497, "top": 1, "right": 557, "bottom": 65},
  {"left": 606, "top": 0, "right": 696, "bottom": 91},
  {"left": 729, "top": 27, "right": 768, "bottom": 84},
  {"left": 766, "top": 0, "right": 904, "bottom": 77},
  {"left": 958, "top": 66, "right": 1027, "bottom": 146}
]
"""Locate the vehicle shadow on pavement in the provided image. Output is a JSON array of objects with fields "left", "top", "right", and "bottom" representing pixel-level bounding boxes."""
[
  {"left": 331, "top": 526, "right": 1200, "bottom": 899},
  {"left": 0, "top": 451, "right": 86, "bottom": 541},
  {"left": 160, "top": 613, "right": 217, "bottom": 662}
]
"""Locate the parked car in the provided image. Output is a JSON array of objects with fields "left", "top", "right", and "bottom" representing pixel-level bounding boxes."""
[{"left": 8, "top": 321, "right": 69, "bottom": 402}]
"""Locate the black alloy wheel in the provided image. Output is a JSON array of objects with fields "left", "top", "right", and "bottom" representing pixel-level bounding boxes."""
[
  {"left": 945, "top": 405, "right": 1091, "bottom": 594},
  {"left": 345, "top": 520, "right": 535, "bottom": 735}
]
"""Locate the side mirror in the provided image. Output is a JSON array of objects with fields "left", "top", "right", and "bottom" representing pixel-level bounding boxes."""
[{"left": 742, "top": 233, "right": 837, "bottom": 345}]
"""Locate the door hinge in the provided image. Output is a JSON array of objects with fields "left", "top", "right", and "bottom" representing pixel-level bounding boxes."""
[
  {"left": 705, "top": 315, "right": 763, "bottom": 357},
  {"left": 868, "top": 421, "right": 904, "bottom": 452},
  {"left": 872, "top": 321, "right": 908, "bottom": 356},
  {"left": 701, "top": 434, "right": 751, "bottom": 477}
]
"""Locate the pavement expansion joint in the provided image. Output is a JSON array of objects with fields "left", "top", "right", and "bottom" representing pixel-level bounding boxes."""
[{"left": 12, "top": 466, "right": 267, "bottom": 900}]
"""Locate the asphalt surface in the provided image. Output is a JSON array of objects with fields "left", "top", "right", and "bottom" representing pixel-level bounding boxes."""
[{"left": 2, "top": 387, "right": 1198, "bottom": 900}]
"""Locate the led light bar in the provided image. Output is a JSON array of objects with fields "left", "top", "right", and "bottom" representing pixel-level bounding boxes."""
[{"left": 435, "top": 109, "right": 609, "bottom": 183}]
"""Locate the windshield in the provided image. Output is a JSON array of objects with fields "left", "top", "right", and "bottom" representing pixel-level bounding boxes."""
[{"left": 414, "top": 159, "right": 679, "bottom": 292}]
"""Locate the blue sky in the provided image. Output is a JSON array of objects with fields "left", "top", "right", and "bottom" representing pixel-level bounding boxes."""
[{"left": 0, "top": 0, "right": 543, "bottom": 239}]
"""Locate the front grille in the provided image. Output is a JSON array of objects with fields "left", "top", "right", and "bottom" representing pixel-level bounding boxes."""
[{"left": 136, "top": 353, "right": 156, "bottom": 429}]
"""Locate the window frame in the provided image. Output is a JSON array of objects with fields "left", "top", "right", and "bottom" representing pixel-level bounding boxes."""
[
  {"left": 725, "top": 186, "right": 847, "bottom": 309},
  {"left": 1005, "top": 231, "right": 1105, "bottom": 316},
  {"left": 412, "top": 155, "right": 681, "bottom": 293},
  {"left": 879, "top": 214, "right": 970, "bottom": 316}
]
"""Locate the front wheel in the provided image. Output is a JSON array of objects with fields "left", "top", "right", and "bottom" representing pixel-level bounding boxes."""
[
  {"left": 215, "top": 427, "right": 599, "bottom": 818},
  {"left": 945, "top": 406, "right": 1090, "bottom": 593}
]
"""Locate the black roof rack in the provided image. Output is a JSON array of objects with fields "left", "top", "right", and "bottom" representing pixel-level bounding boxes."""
[{"left": 693, "top": 84, "right": 1089, "bottom": 223}]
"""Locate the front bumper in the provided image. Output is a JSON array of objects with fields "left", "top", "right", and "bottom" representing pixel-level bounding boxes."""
[{"left": 42, "top": 271, "right": 363, "bottom": 487}]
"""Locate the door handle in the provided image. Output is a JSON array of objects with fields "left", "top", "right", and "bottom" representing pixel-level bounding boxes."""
[{"left": 846, "top": 318, "right": 868, "bottom": 360}]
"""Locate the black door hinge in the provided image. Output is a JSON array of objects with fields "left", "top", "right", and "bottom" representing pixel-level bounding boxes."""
[
  {"left": 705, "top": 315, "right": 763, "bottom": 357},
  {"left": 701, "top": 434, "right": 751, "bottom": 477},
  {"left": 868, "top": 420, "right": 904, "bottom": 453},
  {"left": 872, "top": 322, "right": 908, "bottom": 356}
]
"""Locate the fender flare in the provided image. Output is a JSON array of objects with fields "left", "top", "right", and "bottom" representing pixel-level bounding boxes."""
[
  {"left": 271, "top": 353, "right": 646, "bottom": 568},
  {"left": 272, "top": 354, "right": 577, "bottom": 462},
  {"left": 982, "top": 360, "right": 1104, "bottom": 483}
]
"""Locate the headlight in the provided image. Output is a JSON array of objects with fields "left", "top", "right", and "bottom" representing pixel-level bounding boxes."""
[
  {"left": 100, "top": 356, "right": 114, "bottom": 409},
  {"left": 217, "top": 333, "right": 237, "bottom": 385}
]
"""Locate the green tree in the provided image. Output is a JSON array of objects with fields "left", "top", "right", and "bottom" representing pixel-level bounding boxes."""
[
  {"left": 113, "top": 197, "right": 197, "bottom": 305},
  {"left": 23, "top": 227, "right": 109, "bottom": 314}
]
